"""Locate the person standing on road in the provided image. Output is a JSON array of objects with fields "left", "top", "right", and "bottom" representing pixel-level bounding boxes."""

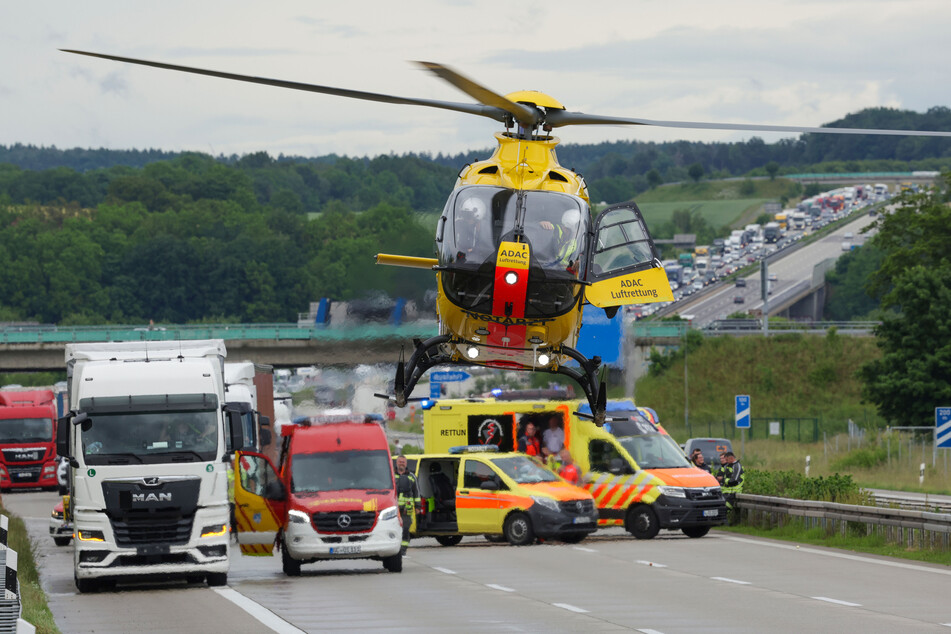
[
  {"left": 557, "top": 449, "right": 580, "bottom": 485},
  {"left": 394, "top": 454, "right": 420, "bottom": 555},
  {"left": 717, "top": 452, "right": 744, "bottom": 520}
]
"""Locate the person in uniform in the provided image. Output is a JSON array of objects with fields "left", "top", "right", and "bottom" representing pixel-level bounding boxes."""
[{"left": 394, "top": 454, "right": 420, "bottom": 555}]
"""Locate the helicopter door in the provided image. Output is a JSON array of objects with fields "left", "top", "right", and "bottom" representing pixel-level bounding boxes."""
[
  {"left": 233, "top": 451, "right": 286, "bottom": 556},
  {"left": 584, "top": 203, "right": 673, "bottom": 308}
]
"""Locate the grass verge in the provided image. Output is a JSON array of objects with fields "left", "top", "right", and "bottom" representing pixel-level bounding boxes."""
[
  {"left": 1, "top": 502, "right": 59, "bottom": 634},
  {"left": 717, "top": 522, "right": 951, "bottom": 567}
]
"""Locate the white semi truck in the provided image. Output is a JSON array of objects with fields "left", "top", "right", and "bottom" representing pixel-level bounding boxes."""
[{"left": 58, "top": 340, "right": 245, "bottom": 592}]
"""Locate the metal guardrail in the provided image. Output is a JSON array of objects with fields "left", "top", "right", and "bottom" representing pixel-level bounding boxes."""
[
  {"left": 633, "top": 320, "right": 879, "bottom": 339},
  {"left": 737, "top": 493, "right": 951, "bottom": 548},
  {"left": 870, "top": 492, "right": 951, "bottom": 514},
  {"left": 0, "top": 322, "right": 439, "bottom": 345}
]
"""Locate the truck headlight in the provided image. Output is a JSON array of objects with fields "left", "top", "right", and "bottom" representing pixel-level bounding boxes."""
[
  {"left": 530, "top": 496, "right": 560, "bottom": 512},
  {"left": 77, "top": 530, "right": 105, "bottom": 542},
  {"left": 51, "top": 508, "right": 64, "bottom": 520},
  {"left": 200, "top": 524, "right": 228, "bottom": 538},
  {"left": 379, "top": 506, "right": 399, "bottom": 522},
  {"left": 43, "top": 464, "right": 56, "bottom": 474},
  {"left": 658, "top": 486, "right": 687, "bottom": 498},
  {"left": 288, "top": 510, "right": 310, "bottom": 524}
]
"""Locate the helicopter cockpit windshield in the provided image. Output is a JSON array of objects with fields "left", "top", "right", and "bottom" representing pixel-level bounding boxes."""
[{"left": 439, "top": 186, "right": 590, "bottom": 318}]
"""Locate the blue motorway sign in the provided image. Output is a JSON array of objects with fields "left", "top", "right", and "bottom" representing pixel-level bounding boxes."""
[
  {"left": 430, "top": 371, "right": 471, "bottom": 383},
  {"left": 735, "top": 395, "right": 751, "bottom": 429},
  {"left": 937, "top": 407, "right": 951, "bottom": 449},
  {"left": 430, "top": 381, "right": 441, "bottom": 400}
]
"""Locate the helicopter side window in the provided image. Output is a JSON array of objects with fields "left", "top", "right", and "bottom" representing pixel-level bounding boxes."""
[{"left": 592, "top": 208, "right": 655, "bottom": 277}]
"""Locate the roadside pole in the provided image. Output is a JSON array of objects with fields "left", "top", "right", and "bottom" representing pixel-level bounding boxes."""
[{"left": 761, "top": 261, "right": 770, "bottom": 336}]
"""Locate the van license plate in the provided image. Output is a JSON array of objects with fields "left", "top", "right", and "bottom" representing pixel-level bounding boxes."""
[
  {"left": 330, "top": 545, "right": 361, "bottom": 554},
  {"left": 573, "top": 517, "right": 592, "bottom": 524},
  {"left": 703, "top": 509, "right": 719, "bottom": 517}
]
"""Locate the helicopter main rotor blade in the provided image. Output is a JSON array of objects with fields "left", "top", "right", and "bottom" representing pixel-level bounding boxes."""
[
  {"left": 61, "top": 49, "right": 510, "bottom": 124},
  {"left": 546, "top": 110, "right": 951, "bottom": 137},
  {"left": 415, "top": 61, "right": 541, "bottom": 128}
]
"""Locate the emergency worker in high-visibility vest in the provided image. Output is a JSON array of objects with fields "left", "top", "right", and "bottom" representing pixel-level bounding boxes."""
[
  {"left": 538, "top": 208, "right": 582, "bottom": 273},
  {"left": 394, "top": 454, "right": 420, "bottom": 555},
  {"left": 716, "top": 452, "right": 744, "bottom": 518}
]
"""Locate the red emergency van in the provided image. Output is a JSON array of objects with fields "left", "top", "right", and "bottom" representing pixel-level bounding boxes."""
[{"left": 234, "top": 418, "right": 403, "bottom": 575}]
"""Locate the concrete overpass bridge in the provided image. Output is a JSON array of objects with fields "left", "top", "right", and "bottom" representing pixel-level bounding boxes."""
[{"left": 0, "top": 322, "right": 439, "bottom": 372}]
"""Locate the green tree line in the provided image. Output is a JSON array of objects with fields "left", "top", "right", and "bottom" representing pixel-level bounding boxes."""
[{"left": 0, "top": 154, "right": 436, "bottom": 324}]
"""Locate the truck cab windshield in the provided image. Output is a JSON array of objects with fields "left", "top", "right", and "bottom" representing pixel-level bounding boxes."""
[
  {"left": 0, "top": 418, "right": 52, "bottom": 443},
  {"left": 291, "top": 450, "right": 393, "bottom": 493},
  {"left": 81, "top": 409, "right": 218, "bottom": 465},
  {"left": 616, "top": 434, "right": 692, "bottom": 470}
]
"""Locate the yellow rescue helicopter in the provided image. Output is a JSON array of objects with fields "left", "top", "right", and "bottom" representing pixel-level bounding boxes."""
[{"left": 63, "top": 50, "right": 951, "bottom": 423}]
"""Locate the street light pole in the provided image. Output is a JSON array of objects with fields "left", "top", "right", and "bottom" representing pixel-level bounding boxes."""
[{"left": 684, "top": 322, "right": 690, "bottom": 435}]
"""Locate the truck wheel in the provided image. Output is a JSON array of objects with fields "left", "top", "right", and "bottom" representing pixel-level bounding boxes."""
[
  {"left": 503, "top": 512, "right": 534, "bottom": 546},
  {"left": 382, "top": 553, "right": 403, "bottom": 572},
  {"left": 206, "top": 572, "right": 228, "bottom": 587},
  {"left": 281, "top": 542, "right": 301, "bottom": 577},
  {"left": 75, "top": 576, "right": 100, "bottom": 593},
  {"left": 53, "top": 536, "right": 72, "bottom": 547},
  {"left": 682, "top": 526, "right": 710, "bottom": 538},
  {"left": 626, "top": 505, "right": 660, "bottom": 540},
  {"left": 435, "top": 535, "right": 463, "bottom": 547}
]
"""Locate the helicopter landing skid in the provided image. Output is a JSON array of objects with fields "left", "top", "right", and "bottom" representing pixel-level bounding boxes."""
[{"left": 375, "top": 335, "right": 607, "bottom": 426}]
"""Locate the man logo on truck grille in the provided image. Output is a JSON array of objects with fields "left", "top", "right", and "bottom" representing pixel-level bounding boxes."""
[
  {"left": 337, "top": 514, "right": 352, "bottom": 528},
  {"left": 142, "top": 477, "right": 160, "bottom": 486},
  {"left": 132, "top": 492, "right": 172, "bottom": 503}
]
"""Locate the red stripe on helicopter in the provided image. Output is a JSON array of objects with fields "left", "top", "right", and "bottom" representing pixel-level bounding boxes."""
[{"left": 487, "top": 242, "right": 529, "bottom": 348}]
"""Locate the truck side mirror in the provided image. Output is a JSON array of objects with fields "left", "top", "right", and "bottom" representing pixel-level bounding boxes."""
[
  {"left": 259, "top": 415, "right": 272, "bottom": 446},
  {"left": 226, "top": 408, "right": 246, "bottom": 453},
  {"left": 56, "top": 416, "right": 71, "bottom": 459},
  {"left": 480, "top": 480, "right": 499, "bottom": 491}
]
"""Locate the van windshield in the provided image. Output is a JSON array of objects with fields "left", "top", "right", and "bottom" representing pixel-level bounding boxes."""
[
  {"left": 616, "top": 433, "right": 691, "bottom": 469},
  {"left": 492, "top": 456, "right": 559, "bottom": 484},
  {"left": 291, "top": 450, "right": 393, "bottom": 493}
]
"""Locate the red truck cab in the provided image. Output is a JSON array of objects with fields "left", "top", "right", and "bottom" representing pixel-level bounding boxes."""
[
  {"left": 0, "top": 390, "right": 59, "bottom": 490},
  {"left": 233, "top": 418, "right": 403, "bottom": 575}
]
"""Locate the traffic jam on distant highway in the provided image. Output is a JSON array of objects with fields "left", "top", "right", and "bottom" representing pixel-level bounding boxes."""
[{"left": 630, "top": 181, "right": 901, "bottom": 320}]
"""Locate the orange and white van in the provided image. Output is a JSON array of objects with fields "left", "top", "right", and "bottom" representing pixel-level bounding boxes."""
[
  {"left": 423, "top": 398, "right": 726, "bottom": 539},
  {"left": 410, "top": 446, "right": 597, "bottom": 545},
  {"left": 233, "top": 419, "right": 403, "bottom": 575}
]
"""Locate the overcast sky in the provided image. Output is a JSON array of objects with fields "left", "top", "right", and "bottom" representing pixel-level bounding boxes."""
[{"left": 4, "top": 1, "right": 949, "bottom": 159}]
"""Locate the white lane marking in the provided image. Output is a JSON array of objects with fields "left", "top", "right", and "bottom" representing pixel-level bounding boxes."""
[
  {"left": 941, "top": 624, "right": 951, "bottom": 628},
  {"left": 486, "top": 583, "right": 515, "bottom": 592},
  {"left": 433, "top": 566, "right": 457, "bottom": 575},
  {"left": 812, "top": 596, "right": 861, "bottom": 607},
  {"left": 636, "top": 560, "right": 668, "bottom": 568},
  {"left": 721, "top": 536, "right": 951, "bottom": 577},
  {"left": 552, "top": 602, "right": 589, "bottom": 614},
  {"left": 711, "top": 576, "right": 751, "bottom": 585},
  {"left": 572, "top": 546, "right": 597, "bottom": 553},
  {"left": 213, "top": 587, "right": 307, "bottom": 634},
  {"left": 637, "top": 629, "right": 665, "bottom": 634}
]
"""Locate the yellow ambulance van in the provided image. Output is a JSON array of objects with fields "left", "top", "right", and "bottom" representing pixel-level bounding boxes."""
[{"left": 422, "top": 398, "right": 726, "bottom": 538}]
